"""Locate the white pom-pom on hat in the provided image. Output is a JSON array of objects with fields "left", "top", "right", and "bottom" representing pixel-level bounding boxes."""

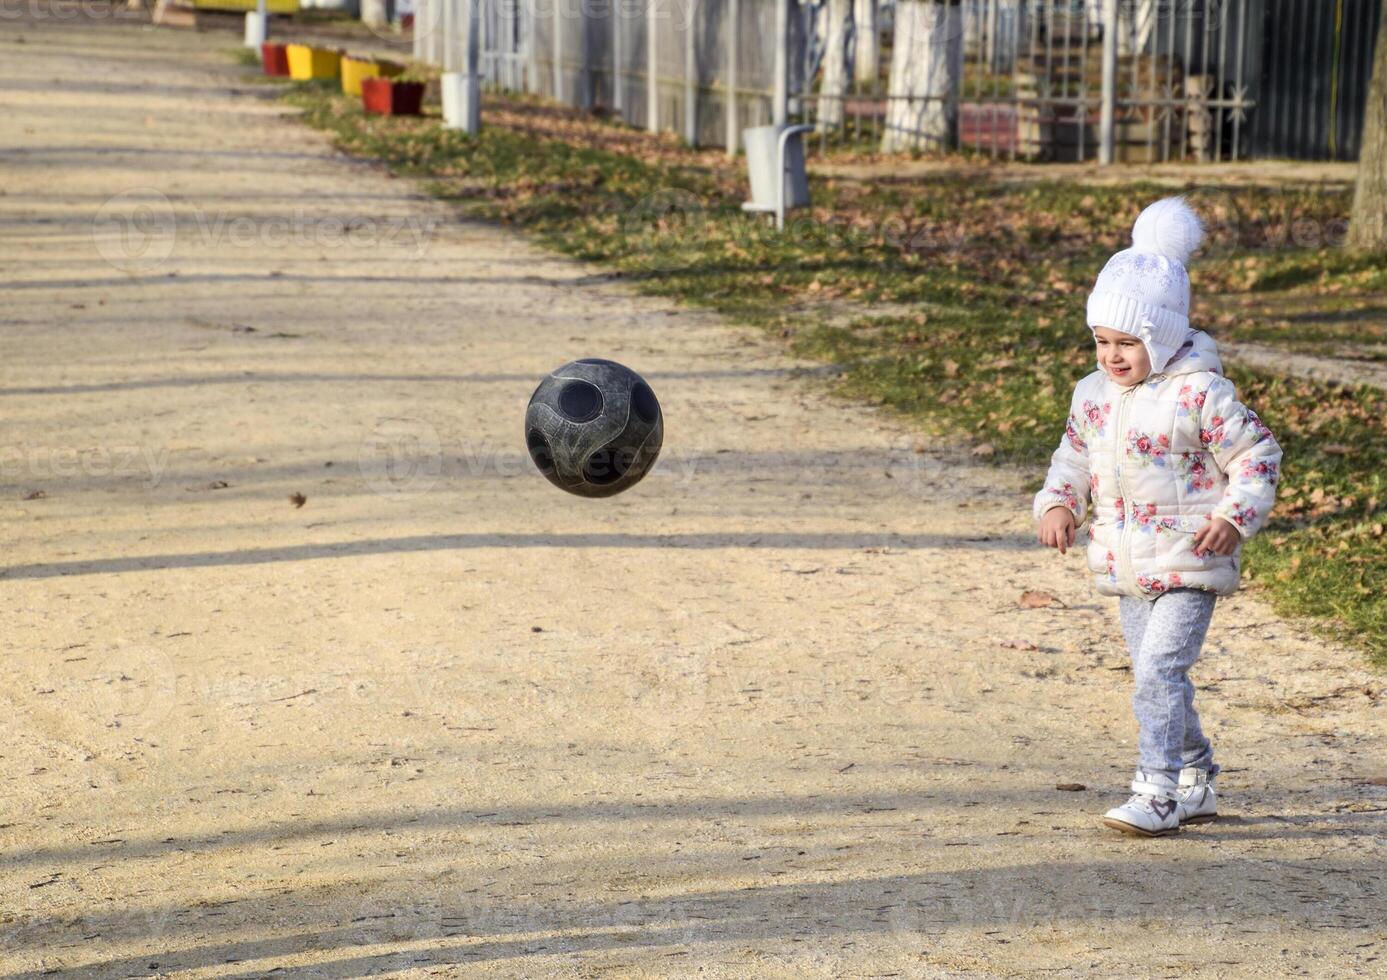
[{"left": 1130, "top": 196, "right": 1204, "bottom": 265}]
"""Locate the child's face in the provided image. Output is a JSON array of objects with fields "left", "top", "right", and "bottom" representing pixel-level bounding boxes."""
[{"left": 1093, "top": 327, "right": 1151, "bottom": 386}]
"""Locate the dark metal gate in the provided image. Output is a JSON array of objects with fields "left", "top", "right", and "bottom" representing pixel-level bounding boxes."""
[{"left": 1249, "top": 0, "right": 1383, "bottom": 161}]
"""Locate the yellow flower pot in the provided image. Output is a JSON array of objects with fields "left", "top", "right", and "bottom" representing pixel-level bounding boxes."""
[
  {"left": 341, "top": 57, "right": 406, "bottom": 97},
  {"left": 192, "top": 0, "right": 299, "bottom": 10},
  {"left": 287, "top": 45, "right": 341, "bottom": 82},
  {"left": 340, "top": 57, "right": 379, "bottom": 97}
]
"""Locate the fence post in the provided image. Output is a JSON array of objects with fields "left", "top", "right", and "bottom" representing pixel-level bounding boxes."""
[
  {"left": 647, "top": 0, "right": 659, "bottom": 131},
  {"left": 527, "top": 0, "right": 540, "bottom": 92},
  {"left": 554, "top": 0, "right": 563, "bottom": 100},
  {"left": 726, "top": 0, "right": 739, "bottom": 155},
  {"left": 413, "top": 0, "right": 424, "bottom": 61},
  {"left": 1099, "top": 0, "right": 1117, "bottom": 165},
  {"left": 467, "top": 0, "right": 480, "bottom": 91},
  {"left": 442, "top": 0, "right": 455, "bottom": 70},
  {"left": 773, "top": 0, "right": 787, "bottom": 125},
  {"left": 613, "top": 0, "right": 624, "bottom": 114},
  {"left": 684, "top": 0, "right": 697, "bottom": 143}
]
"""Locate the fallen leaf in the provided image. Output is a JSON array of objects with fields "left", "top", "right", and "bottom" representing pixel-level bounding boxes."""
[
  {"left": 289, "top": 493, "right": 307, "bottom": 508},
  {"left": 1019, "top": 590, "right": 1064, "bottom": 609}
]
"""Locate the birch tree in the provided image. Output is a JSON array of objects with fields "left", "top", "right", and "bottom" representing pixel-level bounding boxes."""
[
  {"left": 853, "top": 0, "right": 878, "bottom": 87},
  {"left": 817, "top": 0, "right": 852, "bottom": 131},
  {"left": 881, "top": 0, "right": 963, "bottom": 153}
]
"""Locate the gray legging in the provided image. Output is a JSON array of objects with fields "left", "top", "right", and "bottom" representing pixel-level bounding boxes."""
[{"left": 1119, "top": 588, "right": 1220, "bottom": 782}]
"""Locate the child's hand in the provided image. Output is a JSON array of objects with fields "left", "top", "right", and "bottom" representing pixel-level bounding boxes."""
[
  {"left": 1038, "top": 507, "right": 1077, "bottom": 554},
  {"left": 1193, "top": 517, "right": 1241, "bottom": 557}
]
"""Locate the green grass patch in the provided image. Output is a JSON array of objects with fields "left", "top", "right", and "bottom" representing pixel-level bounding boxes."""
[{"left": 281, "top": 83, "right": 1387, "bottom": 665}]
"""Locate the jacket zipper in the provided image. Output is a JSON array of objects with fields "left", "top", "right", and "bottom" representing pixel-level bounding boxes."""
[{"left": 1113, "top": 384, "right": 1139, "bottom": 593}]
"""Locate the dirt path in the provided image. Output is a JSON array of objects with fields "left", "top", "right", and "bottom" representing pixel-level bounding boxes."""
[
  {"left": 1219, "top": 341, "right": 1387, "bottom": 391},
  {"left": 1, "top": 16, "right": 1383, "bottom": 980}
]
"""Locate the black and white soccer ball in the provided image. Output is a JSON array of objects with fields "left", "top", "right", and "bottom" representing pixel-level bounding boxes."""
[{"left": 525, "top": 359, "right": 663, "bottom": 497}]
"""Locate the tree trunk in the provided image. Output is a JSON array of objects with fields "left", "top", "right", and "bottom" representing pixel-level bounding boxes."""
[
  {"left": 1348, "top": 18, "right": 1387, "bottom": 250},
  {"left": 817, "top": 0, "right": 851, "bottom": 131},
  {"left": 881, "top": 0, "right": 962, "bottom": 153},
  {"left": 853, "top": 0, "right": 878, "bottom": 87}
]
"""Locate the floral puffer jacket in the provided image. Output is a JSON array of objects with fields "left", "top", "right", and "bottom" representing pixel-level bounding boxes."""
[{"left": 1034, "top": 331, "right": 1282, "bottom": 599}]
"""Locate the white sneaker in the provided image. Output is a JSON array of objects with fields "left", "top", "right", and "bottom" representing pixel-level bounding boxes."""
[
  {"left": 1175, "top": 767, "right": 1218, "bottom": 825},
  {"left": 1102, "top": 771, "right": 1180, "bottom": 837}
]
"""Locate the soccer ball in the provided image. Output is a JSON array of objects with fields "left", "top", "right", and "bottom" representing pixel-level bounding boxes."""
[{"left": 525, "top": 359, "right": 663, "bottom": 497}]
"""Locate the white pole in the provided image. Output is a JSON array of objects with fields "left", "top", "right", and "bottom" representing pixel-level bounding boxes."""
[
  {"left": 443, "top": 0, "right": 482, "bottom": 131},
  {"left": 613, "top": 0, "right": 624, "bottom": 114},
  {"left": 1100, "top": 0, "right": 1117, "bottom": 165},
  {"left": 244, "top": 0, "right": 268, "bottom": 50},
  {"left": 469, "top": 0, "right": 480, "bottom": 80},
  {"left": 468, "top": 0, "right": 482, "bottom": 128},
  {"left": 443, "top": 0, "right": 457, "bottom": 71},
  {"left": 527, "top": 0, "right": 540, "bottom": 91},
  {"left": 414, "top": 0, "right": 424, "bottom": 61},
  {"left": 647, "top": 0, "right": 659, "bottom": 131},
  {"left": 553, "top": 0, "right": 563, "bottom": 100},
  {"left": 772, "top": 0, "right": 787, "bottom": 126},
  {"left": 725, "top": 0, "right": 738, "bottom": 155},
  {"left": 684, "top": 0, "right": 697, "bottom": 144}
]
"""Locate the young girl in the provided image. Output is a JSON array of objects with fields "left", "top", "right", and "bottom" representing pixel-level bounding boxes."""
[{"left": 1034, "top": 197, "right": 1282, "bottom": 837}]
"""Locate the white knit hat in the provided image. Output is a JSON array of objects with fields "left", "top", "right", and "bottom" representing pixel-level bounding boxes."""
[{"left": 1086, "top": 197, "right": 1205, "bottom": 374}]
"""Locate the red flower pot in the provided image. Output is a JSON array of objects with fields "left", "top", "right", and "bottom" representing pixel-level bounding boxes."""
[
  {"left": 361, "top": 77, "right": 424, "bottom": 117},
  {"left": 261, "top": 43, "right": 290, "bottom": 77}
]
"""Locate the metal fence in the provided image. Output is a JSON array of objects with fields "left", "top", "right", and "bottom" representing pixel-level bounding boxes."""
[
  {"left": 794, "top": 0, "right": 1266, "bottom": 163},
  {"left": 1250, "top": 0, "right": 1383, "bottom": 161},
  {"left": 410, "top": 0, "right": 1381, "bottom": 162},
  {"left": 413, "top": 0, "right": 806, "bottom": 151}
]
